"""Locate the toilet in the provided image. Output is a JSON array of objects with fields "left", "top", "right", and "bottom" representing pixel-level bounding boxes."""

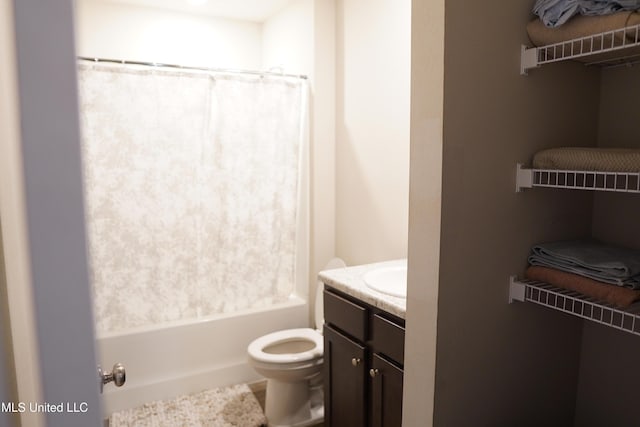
[{"left": 247, "top": 258, "right": 345, "bottom": 427}]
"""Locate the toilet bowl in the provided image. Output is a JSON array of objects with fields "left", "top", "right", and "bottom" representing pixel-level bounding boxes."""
[{"left": 247, "top": 258, "right": 345, "bottom": 427}]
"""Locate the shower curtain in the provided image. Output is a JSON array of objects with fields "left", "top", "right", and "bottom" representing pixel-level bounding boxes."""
[{"left": 77, "top": 63, "right": 307, "bottom": 335}]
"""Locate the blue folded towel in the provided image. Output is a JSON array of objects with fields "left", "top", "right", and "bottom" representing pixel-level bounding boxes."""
[
  {"left": 528, "top": 239, "right": 640, "bottom": 289},
  {"left": 533, "top": 0, "right": 640, "bottom": 27}
]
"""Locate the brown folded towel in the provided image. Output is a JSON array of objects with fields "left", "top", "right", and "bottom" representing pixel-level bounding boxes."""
[
  {"left": 527, "top": 12, "right": 640, "bottom": 47},
  {"left": 532, "top": 147, "right": 640, "bottom": 172},
  {"left": 526, "top": 12, "right": 640, "bottom": 64},
  {"left": 525, "top": 265, "right": 640, "bottom": 308}
]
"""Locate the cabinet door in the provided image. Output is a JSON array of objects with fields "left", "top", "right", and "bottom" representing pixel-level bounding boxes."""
[
  {"left": 371, "top": 353, "right": 404, "bottom": 427},
  {"left": 324, "top": 325, "right": 367, "bottom": 427}
]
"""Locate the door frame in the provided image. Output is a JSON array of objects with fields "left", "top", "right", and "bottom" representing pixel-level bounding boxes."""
[
  {"left": 0, "top": 1, "right": 45, "bottom": 426},
  {"left": 1, "top": 1, "right": 102, "bottom": 425}
]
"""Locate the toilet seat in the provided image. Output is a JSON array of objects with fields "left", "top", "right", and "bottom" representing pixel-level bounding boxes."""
[{"left": 248, "top": 328, "right": 323, "bottom": 365}]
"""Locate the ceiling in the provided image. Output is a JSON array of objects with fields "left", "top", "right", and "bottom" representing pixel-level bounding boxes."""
[{"left": 102, "top": 0, "right": 296, "bottom": 22}]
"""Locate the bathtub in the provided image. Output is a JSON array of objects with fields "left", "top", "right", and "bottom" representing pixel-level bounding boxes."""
[{"left": 98, "top": 297, "right": 308, "bottom": 417}]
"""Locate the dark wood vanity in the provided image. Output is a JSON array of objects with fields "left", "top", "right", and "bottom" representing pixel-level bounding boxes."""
[{"left": 322, "top": 286, "right": 405, "bottom": 427}]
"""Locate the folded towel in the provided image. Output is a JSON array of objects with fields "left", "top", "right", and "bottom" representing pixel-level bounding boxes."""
[
  {"left": 527, "top": 11, "right": 640, "bottom": 45},
  {"left": 533, "top": 0, "right": 640, "bottom": 28},
  {"left": 533, "top": 0, "right": 580, "bottom": 27},
  {"left": 528, "top": 239, "right": 640, "bottom": 288},
  {"left": 526, "top": 12, "right": 640, "bottom": 64},
  {"left": 525, "top": 266, "right": 640, "bottom": 307},
  {"left": 532, "top": 147, "right": 640, "bottom": 172}
]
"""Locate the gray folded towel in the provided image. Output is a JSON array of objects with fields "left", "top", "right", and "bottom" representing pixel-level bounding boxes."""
[{"left": 528, "top": 239, "right": 640, "bottom": 289}]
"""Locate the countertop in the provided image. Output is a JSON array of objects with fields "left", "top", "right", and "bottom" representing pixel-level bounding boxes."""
[{"left": 318, "top": 259, "right": 407, "bottom": 319}]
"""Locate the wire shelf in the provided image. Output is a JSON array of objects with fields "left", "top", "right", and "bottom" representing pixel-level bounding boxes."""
[
  {"left": 521, "top": 23, "right": 640, "bottom": 75},
  {"left": 515, "top": 164, "right": 640, "bottom": 193},
  {"left": 509, "top": 277, "right": 640, "bottom": 337}
]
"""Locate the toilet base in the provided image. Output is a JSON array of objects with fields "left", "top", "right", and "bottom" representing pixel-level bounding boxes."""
[{"left": 265, "top": 380, "right": 324, "bottom": 427}]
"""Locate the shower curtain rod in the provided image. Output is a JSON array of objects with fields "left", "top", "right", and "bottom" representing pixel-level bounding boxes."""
[{"left": 77, "top": 56, "right": 308, "bottom": 80}]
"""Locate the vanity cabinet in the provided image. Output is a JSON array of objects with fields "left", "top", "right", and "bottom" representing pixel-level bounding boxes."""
[
  {"left": 323, "top": 286, "right": 405, "bottom": 427},
  {"left": 323, "top": 325, "right": 367, "bottom": 426}
]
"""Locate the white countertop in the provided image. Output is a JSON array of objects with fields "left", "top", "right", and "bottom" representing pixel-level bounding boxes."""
[{"left": 318, "top": 259, "right": 407, "bottom": 319}]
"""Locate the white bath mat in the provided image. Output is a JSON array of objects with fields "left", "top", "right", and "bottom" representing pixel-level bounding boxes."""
[{"left": 109, "top": 384, "right": 267, "bottom": 427}]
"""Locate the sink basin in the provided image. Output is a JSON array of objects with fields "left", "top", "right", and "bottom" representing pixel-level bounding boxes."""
[{"left": 363, "top": 264, "right": 407, "bottom": 298}]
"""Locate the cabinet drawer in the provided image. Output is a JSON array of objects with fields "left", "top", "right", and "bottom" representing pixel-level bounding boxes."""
[
  {"left": 371, "top": 314, "right": 405, "bottom": 365},
  {"left": 324, "top": 289, "right": 368, "bottom": 342}
]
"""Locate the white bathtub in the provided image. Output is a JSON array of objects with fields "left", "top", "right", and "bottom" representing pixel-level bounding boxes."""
[{"left": 98, "top": 298, "right": 308, "bottom": 417}]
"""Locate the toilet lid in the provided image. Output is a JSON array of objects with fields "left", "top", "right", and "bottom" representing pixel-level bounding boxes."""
[{"left": 315, "top": 258, "right": 346, "bottom": 329}]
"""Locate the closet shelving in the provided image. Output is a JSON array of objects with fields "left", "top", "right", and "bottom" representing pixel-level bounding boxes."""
[
  {"left": 512, "top": 165, "right": 640, "bottom": 336},
  {"left": 515, "top": 163, "right": 640, "bottom": 193},
  {"left": 521, "top": 23, "right": 640, "bottom": 75},
  {"left": 509, "top": 277, "right": 640, "bottom": 337},
  {"left": 515, "top": 19, "right": 640, "bottom": 335}
]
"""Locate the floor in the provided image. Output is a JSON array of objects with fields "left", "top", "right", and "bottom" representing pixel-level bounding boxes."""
[
  {"left": 104, "top": 381, "right": 324, "bottom": 426},
  {"left": 249, "top": 381, "right": 324, "bottom": 427},
  {"left": 106, "top": 384, "right": 265, "bottom": 427}
]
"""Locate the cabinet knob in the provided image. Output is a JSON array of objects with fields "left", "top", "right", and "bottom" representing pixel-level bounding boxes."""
[
  {"left": 351, "top": 357, "right": 361, "bottom": 367},
  {"left": 369, "top": 368, "right": 379, "bottom": 378}
]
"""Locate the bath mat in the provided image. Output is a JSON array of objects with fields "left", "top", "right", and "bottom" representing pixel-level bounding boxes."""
[{"left": 108, "top": 383, "right": 267, "bottom": 427}]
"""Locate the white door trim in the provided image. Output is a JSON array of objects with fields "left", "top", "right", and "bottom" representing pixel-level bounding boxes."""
[
  {"left": 4, "top": 0, "right": 103, "bottom": 425},
  {"left": 0, "top": 1, "right": 45, "bottom": 426}
]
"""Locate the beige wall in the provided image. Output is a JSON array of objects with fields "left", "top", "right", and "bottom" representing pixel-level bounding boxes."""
[
  {"left": 592, "top": 65, "right": 640, "bottom": 250},
  {"left": 309, "top": 0, "right": 337, "bottom": 318},
  {"left": 74, "top": 0, "right": 263, "bottom": 69},
  {"left": 432, "top": 0, "right": 601, "bottom": 424},
  {"left": 334, "top": 0, "right": 410, "bottom": 266},
  {"left": 573, "top": 65, "right": 640, "bottom": 427},
  {"left": 262, "top": 0, "right": 313, "bottom": 74},
  {"left": 574, "top": 322, "right": 640, "bottom": 426},
  {"left": 262, "top": 0, "right": 337, "bottom": 323}
]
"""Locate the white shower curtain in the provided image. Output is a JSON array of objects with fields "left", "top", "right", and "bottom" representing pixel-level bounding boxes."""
[{"left": 77, "top": 63, "right": 307, "bottom": 334}]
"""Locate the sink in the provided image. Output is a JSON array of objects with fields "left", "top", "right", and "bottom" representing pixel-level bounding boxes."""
[{"left": 363, "top": 264, "right": 407, "bottom": 298}]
